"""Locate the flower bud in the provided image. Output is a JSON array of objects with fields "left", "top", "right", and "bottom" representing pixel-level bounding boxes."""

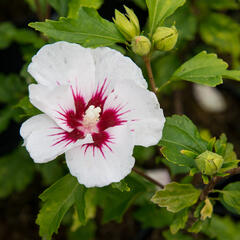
[
  {"left": 195, "top": 151, "right": 224, "bottom": 176},
  {"left": 113, "top": 6, "right": 140, "bottom": 41},
  {"left": 131, "top": 36, "right": 151, "bottom": 56},
  {"left": 152, "top": 26, "right": 178, "bottom": 51}
]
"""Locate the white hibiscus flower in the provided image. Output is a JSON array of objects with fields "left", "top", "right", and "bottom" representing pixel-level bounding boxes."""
[{"left": 20, "top": 41, "right": 165, "bottom": 187}]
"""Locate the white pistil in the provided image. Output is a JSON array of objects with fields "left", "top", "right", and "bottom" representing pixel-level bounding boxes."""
[{"left": 82, "top": 105, "right": 101, "bottom": 131}]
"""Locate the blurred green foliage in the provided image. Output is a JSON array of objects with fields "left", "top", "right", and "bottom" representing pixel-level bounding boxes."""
[{"left": 1, "top": 0, "right": 240, "bottom": 239}]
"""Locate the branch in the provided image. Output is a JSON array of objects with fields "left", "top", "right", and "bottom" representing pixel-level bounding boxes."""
[
  {"left": 132, "top": 167, "right": 164, "bottom": 188},
  {"left": 143, "top": 55, "right": 157, "bottom": 94},
  {"left": 200, "top": 167, "right": 240, "bottom": 201}
]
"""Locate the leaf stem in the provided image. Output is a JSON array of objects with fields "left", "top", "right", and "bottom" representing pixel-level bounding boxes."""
[
  {"left": 143, "top": 55, "right": 157, "bottom": 94},
  {"left": 157, "top": 80, "right": 171, "bottom": 93},
  {"left": 132, "top": 167, "right": 164, "bottom": 188},
  {"left": 199, "top": 167, "right": 240, "bottom": 201}
]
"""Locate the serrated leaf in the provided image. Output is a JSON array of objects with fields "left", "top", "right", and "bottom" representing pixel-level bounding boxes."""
[
  {"left": 202, "top": 215, "right": 240, "bottom": 240},
  {"left": 97, "top": 174, "right": 148, "bottom": 223},
  {"left": 36, "top": 174, "right": 86, "bottom": 240},
  {"left": 200, "top": 198, "right": 213, "bottom": 221},
  {"left": 151, "top": 182, "right": 201, "bottom": 213},
  {"left": 146, "top": 0, "right": 186, "bottom": 36},
  {"left": 223, "top": 70, "right": 240, "bottom": 81},
  {"left": 29, "top": 8, "right": 125, "bottom": 48},
  {"left": 171, "top": 51, "right": 228, "bottom": 86},
  {"left": 134, "top": 203, "right": 173, "bottom": 228},
  {"left": 170, "top": 208, "right": 189, "bottom": 234},
  {"left": 159, "top": 115, "right": 208, "bottom": 167},
  {"left": 68, "top": 0, "right": 103, "bottom": 18},
  {"left": 111, "top": 180, "right": 130, "bottom": 192},
  {"left": 200, "top": 13, "right": 240, "bottom": 57},
  {"left": 0, "top": 147, "right": 34, "bottom": 198},
  {"left": 219, "top": 161, "right": 239, "bottom": 173},
  {"left": 220, "top": 182, "right": 240, "bottom": 214}
]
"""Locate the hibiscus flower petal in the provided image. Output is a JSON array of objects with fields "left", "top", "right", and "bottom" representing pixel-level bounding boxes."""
[
  {"left": 20, "top": 114, "right": 92, "bottom": 163},
  {"left": 65, "top": 124, "right": 135, "bottom": 187},
  {"left": 103, "top": 81, "right": 165, "bottom": 147},
  {"left": 29, "top": 83, "right": 85, "bottom": 132},
  {"left": 91, "top": 47, "right": 147, "bottom": 90},
  {"left": 28, "top": 41, "right": 96, "bottom": 101}
]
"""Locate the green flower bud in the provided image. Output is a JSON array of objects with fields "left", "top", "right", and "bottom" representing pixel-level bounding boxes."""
[
  {"left": 152, "top": 26, "right": 178, "bottom": 51},
  {"left": 113, "top": 6, "right": 140, "bottom": 41},
  {"left": 131, "top": 36, "right": 151, "bottom": 56},
  {"left": 195, "top": 151, "right": 224, "bottom": 176}
]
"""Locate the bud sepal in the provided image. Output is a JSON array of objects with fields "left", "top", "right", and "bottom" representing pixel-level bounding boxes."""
[
  {"left": 195, "top": 150, "right": 224, "bottom": 176},
  {"left": 113, "top": 6, "right": 140, "bottom": 41},
  {"left": 131, "top": 36, "right": 151, "bottom": 56},
  {"left": 152, "top": 26, "right": 178, "bottom": 51}
]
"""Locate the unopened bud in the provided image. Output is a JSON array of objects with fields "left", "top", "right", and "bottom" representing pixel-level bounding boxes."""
[
  {"left": 195, "top": 151, "right": 224, "bottom": 176},
  {"left": 131, "top": 36, "right": 151, "bottom": 56},
  {"left": 152, "top": 26, "right": 178, "bottom": 51},
  {"left": 113, "top": 6, "right": 140, "bottom": 41}
]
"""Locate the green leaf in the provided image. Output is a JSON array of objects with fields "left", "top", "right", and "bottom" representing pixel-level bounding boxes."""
[
  {"left": 219, "top": 160, "right": 239, "bottom": 173},
  {"left": 111, "top": 180, "right": 130, "bottom": 192},
  {"left": 223, "top": 70, "right": 240, "bottom": 81},
  {"left": 170, "top": 208, "right": 189, "bottom": 234},
  {"left": 152, "top": 53, "right": 180, "bottom": 88},
  {"left": 0, "top": 22, "right": 44, "bottom": 49},
  {"left": 151, "top": 182, "right": 201, "bottom": 213},
  {"left": 134, "top": 203, "right": 174, "bottom": 228},
  {"left": 199, "top": 0, "right": 240, "bottom": 10},
  {"left": 0, "top": 107, "right": 15, "bottom": 133},
  {"left": 16, "top": 96, "right": 41, "bottom": 118},
  {"left": 159, "top": 115, "right": 208, "bottom": 167},
  {"left": 36, "top": 174, "right": 86, "bottom": 240},
  {"left": 165, "top": 2, "right": 197, "bottom": 41},
  {"left": 202, "top": 215, "right": 240, "bottom": 240},
  {"left": 132, "top": 0, "right": 147, "bottom": 10},
  {"left": 214, "top": 133, "right": 238, "bottom": 163},
  {"left": 193, "top": 202, "right": 205, "bottom": 218},
  {"left": 0, "top": 147, "right": 34, "bottom": 198},
  {"left": 68, "top": 220, "right": 96, "bottom": 240},
  {"left": 68, "top": 0, "right": 103, "bottom": 18},
  {"left": 47, "top": 0, "right": 69, "bottom": 17},
  {"left": 25, "top": 0, "right": 49, "bottom": 16},
  {"left": 171, "top": 51, "right": 228, "bottom": 86},
  {"left": 200, "top": 13, "right": 240, "bottom": 57},
  {"left": 188, "top": 220, "right": 204, "bottom": 233},
  {"left": 200, "top": 198, "right": 213, "bottom": 221},
  {"left": 36, "top": 160, "right": 65, "bottom": 186},
  {"left": 0, "top": 74, "right": 27, "bottom": 104},
  {"left": 97, "top": 173, "right": 148, "bottom": 223},
  {"left": 146, "top": 0, "right": 186, "bottom": 36},
  {"left": 163, "top": 230, "right": 193, "bottom": 240},
  {"left": 29, "top": 8, "right": 125, "bottom": 48},
  {"left": 220, "top": 182, "right": 240, "bottom": 214},
  {"left": 75, "top": 185, "right": 87, "bottom": 223},
  {"left": 0, "top": 22, "right": 17, "bottom": 49}
]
